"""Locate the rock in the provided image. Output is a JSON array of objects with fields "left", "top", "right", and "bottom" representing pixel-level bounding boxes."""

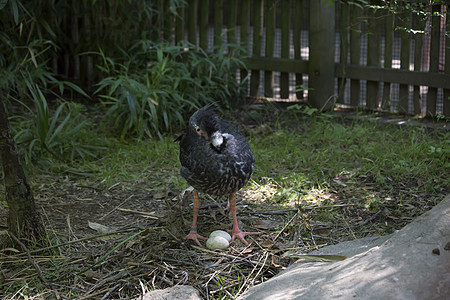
[
  {"left": 133, "top": 285, "right": 201, "bottom": 300},
  {"left": 238, "top": 194, "right": 450, "bottom": 300}
]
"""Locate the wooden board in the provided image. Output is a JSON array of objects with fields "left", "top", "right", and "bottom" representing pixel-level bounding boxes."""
[
  {"left": 337, "top": 3, "right": 349, "bottom": 104},
  {"left": 350, "top": 5, "right": 362, "bottom": 107},
  {"left": 250, "top": 0, "right": 264, "bottom": 96},
  {"left": 427, "top": 5, "right": 441, "bottom": 116},
  {"left": 240, "top": 0, "right": 251, "bottom": 93},
  {"left": 412, "top": 13, "right": 425, "bottom": 115},
  {"left": 188, "top": 0, "right": 198, "bottom": 45},
  {"left": 308, "top": 0, "right": 335, "bottom": 111},
  {"left": 280, "top": 0, "right": 291, "bottom": 99},
  {"left": 382, "top": 13, "right": 394, "bottom": 110},
  {"left": 444, "top": 7, "right": 450, "bottom": 116},
  {"left": 335, "top": 64, "right": 450, "bottom": 89},
  {"left": 366, "top": 9, "right": 381, "bottom": 110},
  {"left": 264, "top": 0, "right": 276, "bottom": 97},
  {"left": 398, "top": 11, "right": 411, "bottom": 114},
  {"left": 227, "top": 0, "right": 237, "bottom": 45},
  {"left": 199, "top": 0, "right": 209, "bottom": 51},
  {"left": 293, "top": 0, "right": 304, "bottom": 100},
  {"left": 213, "top": 0, "right": 223, "bottom": 46}
]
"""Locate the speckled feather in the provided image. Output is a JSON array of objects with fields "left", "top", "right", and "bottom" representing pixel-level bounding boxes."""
[{"left": 177, "top": 105, "right": 255, "bottom": 196}]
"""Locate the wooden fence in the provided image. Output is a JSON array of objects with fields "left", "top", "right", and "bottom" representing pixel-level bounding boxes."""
[{"left": 168, "top": 0, "right": 450, "bottom": 117}]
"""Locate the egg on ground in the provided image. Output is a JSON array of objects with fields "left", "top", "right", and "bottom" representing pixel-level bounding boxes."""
[
  {"left": 206, "top": 235, "right": 229, "bottom": 250},
  {"left": 209, "top": 230, "right": 232, "bottom": 242}
]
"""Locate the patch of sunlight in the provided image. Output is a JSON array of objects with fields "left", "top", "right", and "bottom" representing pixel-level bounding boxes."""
[
  {"left": 299, "top": 188, "right": 334, "bottom": 206},
  {"left": 244, "top": 178, "right": 278, "bottom": 203}
]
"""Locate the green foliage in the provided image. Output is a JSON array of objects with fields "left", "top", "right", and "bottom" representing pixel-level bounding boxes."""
[
  {"left": 11, "top": 84, "right": 102, "bottom": 167},
  {"left": 94, "top": 41, "right": 247, "bottom": 139},
  {"left": 0, "top": 1, "right": 105, "bottom": 168},
  {"left": 287, "top": 104, "right": 319, "bottom": 116}
]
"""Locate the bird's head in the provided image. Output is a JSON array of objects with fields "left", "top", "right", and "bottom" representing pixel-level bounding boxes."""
[{"left": 189, "top": 104, "right": 224, "bottom": 150}]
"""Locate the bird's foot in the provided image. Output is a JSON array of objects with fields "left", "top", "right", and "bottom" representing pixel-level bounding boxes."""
[
  {"left": 184, "top": 230, "right": 207, "bottom": 247},
  {"left": 228, "top": 229, "right": 262, "bottom": 245}
]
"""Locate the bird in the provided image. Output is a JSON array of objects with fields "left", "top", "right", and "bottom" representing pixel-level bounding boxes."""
[{"left": 176, "top": 104, "right": 261, "bottom": 246}]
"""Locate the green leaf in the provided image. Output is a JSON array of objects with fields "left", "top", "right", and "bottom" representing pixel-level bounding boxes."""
[
  {"left": 48, "top": 111, "right": 71, "bottom": 145},
  {"left": 10, "top": 0, "right": 19, "bottom": 25},
  {"left": 281, "top": 253, "right": 347, "bottom": 262},
  {"left": 61, "top": 81, "right": 90, "bottom": 99},
  {"left": 0, "top": 0, "right": 7, "bottom": 10}
]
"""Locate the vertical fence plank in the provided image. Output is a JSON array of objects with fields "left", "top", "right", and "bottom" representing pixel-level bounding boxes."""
[
  {"left": 250, "top": 0, "right": 264, "bottom": 96},
  {"left": 338, "top": 2, "right": 349, "bottom": 104},
  {"left": 227, "top": 0, "right": 237, "bottom": 45},
  {"left": 240, "top": 1, "right": 250, "bottom": 48},
  {"left": 240, "top": 0, "right": 251, "bottom": 92},
  {"left": 293, "top": 0, "right": 303, "bottom": 100},
  {"left": 308, "top": 0, "right": 335, "bottom": 110},
  {"left": 188, "top": 0, "right": 198, "bottom": 45},
  {"left": 366, "top": 9, "right": 381, "bottom": 109},
  {"left": 350, "top": 5, "right": 362, "bottom": 107},
  {"left": 413, "top": 14, "right": 426, "bottom": 115},
  {"left": 398, "top": 11, "right": 411, "bottom": 114},
  {"left": 156, "top": 1, "right": 164, "bottom": 39},
  {"left": 163, "top": 0, "right": 172, "bottom": 41},
  {"left": 280, "top": 0, "right": 291, "bottom": 99},
  {"left": 264, "top": 0, "right": 276, "bottom": 98},
  {"left": 213, "top": 0, "right": 223, "bottom": 47},
  {"left": 199, "top": 0, "right": 209, "bottom": 51},
  {"left": 175, "top": 5, "right": 185, "bottom": 44},
  {"left": 81, "top": 13, "right": 91, "bottom": 87},
  {"left": 427, "top": 4, "right": 440, "bottom": 116},
  {"left": 444, "top": 7, "right": 450, "bottom": 117},
  {"left": 382, "top": 12, "right": 394, "bottom": 110},
  {"left": 72, "top": 13, "right": 80, "bottom": 81}
]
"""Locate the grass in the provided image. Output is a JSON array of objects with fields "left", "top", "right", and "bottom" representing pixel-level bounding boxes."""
[
  {"left": 248, "top": 109, "right": 448, "bottom": 199},
  {"left": 34, "top": 105, "right": 448, "bottom": 229},
  {"left": 1, "top": 105, "right": 448, "bottom": 299}
]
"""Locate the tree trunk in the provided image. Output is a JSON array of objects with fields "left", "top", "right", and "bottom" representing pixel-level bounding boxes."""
[{"left": 0, "top": 91, "right": 45, "bottom": 246}]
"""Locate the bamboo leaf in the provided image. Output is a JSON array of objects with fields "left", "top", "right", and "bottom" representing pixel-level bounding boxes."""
[
  {"left": 48, "top": 111, "right": 71, "bottom": 145},
  {"left": 60, "top": 81, "right": 90, "bottom": 99},
  {"left": 281, "top": 253, "right": 347, "bottom": 262},
  {"left": 10, "top": 0, "right": 19, "bottom": 25},
  {"left": 28, "top": 48, "right": 38, "bottom": 67},
  {"left": 48, "top": 103, "right": 66, "bottom": 136},
  {"left": 0, "top": 0, "right": 7, "bottom": 10}
]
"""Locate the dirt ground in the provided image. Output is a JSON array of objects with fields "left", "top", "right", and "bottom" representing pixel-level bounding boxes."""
[{"left": 1, "top": 173, "right": 443, "bottom": 299}]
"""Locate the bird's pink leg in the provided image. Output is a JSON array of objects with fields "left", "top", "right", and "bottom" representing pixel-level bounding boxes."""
[
  {"left": 228, "top": 194, "right": 262, "bottom": 245},
  {"left": 184, "top": 190, "right": 207, "bottom": 246}
]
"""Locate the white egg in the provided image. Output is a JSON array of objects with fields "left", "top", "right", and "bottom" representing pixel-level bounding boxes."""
[
  {"left": 206, "top": 236, "right": 229, "bottom": 250},
  {"left": 209, "top": 230, "right": 232, "bottom": 242}
]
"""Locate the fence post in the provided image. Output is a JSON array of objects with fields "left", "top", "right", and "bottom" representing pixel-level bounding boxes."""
[
  {"left": 445, "top": 7, "right": 450, "bottom": 117},
  {"left": 308, "top": 0, "right": 335, "bottom": 111}
]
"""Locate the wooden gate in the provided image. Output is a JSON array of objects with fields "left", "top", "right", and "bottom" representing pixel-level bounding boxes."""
[{"left": 170, "top": 1, "right": 450, "bottom": 117}]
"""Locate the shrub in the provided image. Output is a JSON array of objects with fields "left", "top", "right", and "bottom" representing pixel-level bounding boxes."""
[{"left": 94, "top": 41, "right": 247, "bottom": 139}]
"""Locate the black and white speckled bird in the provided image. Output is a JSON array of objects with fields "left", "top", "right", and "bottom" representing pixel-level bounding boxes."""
[{"left": 176, "top": 104, "right": 261, "bottom": 246}]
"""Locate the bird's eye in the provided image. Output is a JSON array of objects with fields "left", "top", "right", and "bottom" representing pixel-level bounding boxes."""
[{"left": 196, "top": 127, "right": 201, "bottom": 132}]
